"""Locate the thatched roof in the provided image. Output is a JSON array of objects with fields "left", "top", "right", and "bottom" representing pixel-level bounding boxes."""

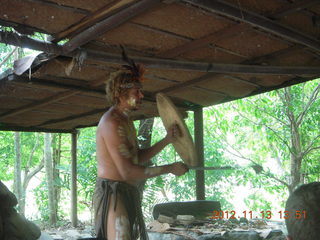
[{"left": 1, "top": 0, "right": 320, "bottom": 132}]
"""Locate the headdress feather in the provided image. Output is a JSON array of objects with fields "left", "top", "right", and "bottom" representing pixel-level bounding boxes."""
[{"left": 120, "top": 45, "right": 145, "bottom": 82}]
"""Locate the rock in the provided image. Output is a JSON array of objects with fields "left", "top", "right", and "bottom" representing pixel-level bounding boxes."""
[
  {"left": 266, "top": 229, "right": 286, "bottom": 240},
  {"left": 148, "top": 232, "right": 187, "bottom": 240},
  {"left": 153, "top": 201, "right": 221, "bottom": 220},
  {"left": 158, "top": 214, "right": 175, "bottom": 224},
  {"left": 239, "top": 217, "right": 249, "bottom": 225},
  {"left": 149, "top": 220, "right": 171, "bottom": 232},
  {"left": 38, "top": 232, "right": 54, "bottom": 240},
  {"left": 196, "top": 233, "right": 225, "bottom": 239},
  {"left": 3, "top": 208, "right": 41, "bottom": 240},
  {"left": 0, "top": 181, "right": 18, "bottom": 209},
  {"left": 223, "top": 230, "right": 262, "bottom": 240}
]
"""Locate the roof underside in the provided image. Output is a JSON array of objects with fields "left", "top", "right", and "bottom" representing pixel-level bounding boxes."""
[{"left": 0, "top": 0, "right": 320, "bottom": 132}]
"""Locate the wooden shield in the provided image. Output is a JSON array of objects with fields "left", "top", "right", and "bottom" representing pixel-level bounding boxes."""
[{"left": 156, "top": 93, "right": 197, "bottom": 166}]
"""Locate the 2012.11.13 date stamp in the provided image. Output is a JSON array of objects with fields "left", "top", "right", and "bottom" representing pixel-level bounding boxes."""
[{"left": 210, "top": 210, "right": 307, "bottom": 220}]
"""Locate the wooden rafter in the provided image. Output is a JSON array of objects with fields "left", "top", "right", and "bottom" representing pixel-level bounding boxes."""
[
  {"left": 4, "top": 75, "right": 106, "bottom": 98},
  {"left": 24, "top": 0, "right": 90, "bottom": 15},
  {"left": 157, "top": 45, "right": 304, "bottom": 94},
  {"left": 1, "top": 31, "right": 320, "bottom": 75},
  {"left": 62, "top": 0, "right": 161, "bottom": 53},
  {"left": 183, "top": 0, "right": 320, "bottom": 53},
  {"left": 37, "top": 108, "right": 106, "bottom": 127},
  {"left": 271, "top": 0, "right": 319, "bottom": 19},
  {"left": 53, "top": 0, "right": 134, "bottom": 42},
  {"left": 158, "top": 23, "right": 249, "bottom": 58},
  {"left": 0, "top": 19, "right": 50, "bottom": 35},
  {"left": 221, "top": 75, "right": 320, "bottom": 105},
  {"left": 0, "top": 125, "right": 76, "bottom": 133},
  {"left": 0, "top": 90, "right": 79, "bottom": 119}
]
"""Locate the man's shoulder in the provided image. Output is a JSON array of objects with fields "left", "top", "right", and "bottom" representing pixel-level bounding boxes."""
[{"left": 100, "top": 109, "right": 127, "bottom": 128}]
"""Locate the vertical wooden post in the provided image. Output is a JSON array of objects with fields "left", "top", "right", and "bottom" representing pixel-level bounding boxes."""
[
  {"left": 194, "top": 107, "right": 205, "bottom": 200},
  {"left": 71, "top": 131, "right": 78, "bottom": 227}
]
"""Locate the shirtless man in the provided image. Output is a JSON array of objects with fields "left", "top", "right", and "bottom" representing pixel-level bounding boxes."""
[{"left": 94, "top": 65, "right": 189, "bottom": 240}]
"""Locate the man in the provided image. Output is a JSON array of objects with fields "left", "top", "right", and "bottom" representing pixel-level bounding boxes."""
[
  {"left": 94, "top": 59, "right": 189, "bottom": 240},
  {"left": 285, "top": 182, "right": 320, "bottom": 240}
]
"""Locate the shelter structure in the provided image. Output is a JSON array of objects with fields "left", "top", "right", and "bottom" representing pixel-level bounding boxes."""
[{"left": 1, "top": 0, "right": 320, "bottom": 226}]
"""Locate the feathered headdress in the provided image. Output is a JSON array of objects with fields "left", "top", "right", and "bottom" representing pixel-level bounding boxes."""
[{"left": 120, "top": 46, "right": 145, "bottom": 88}]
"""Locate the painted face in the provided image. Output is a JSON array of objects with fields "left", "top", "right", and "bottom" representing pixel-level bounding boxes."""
[{"left": 125, "top": 87, "right": 144, "bottom": 110}]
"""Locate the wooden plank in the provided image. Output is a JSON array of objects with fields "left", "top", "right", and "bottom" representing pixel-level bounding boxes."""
[
  {"left": 53, "top": 0, "right": 134, "bottom": 42},
  {"left": 0, "top": 125, "right": 76, "bottom": 133},
  {"left": 6, "top": 75, "right": 106, "bottom": 97},
  {"left": 38, "top": 108, "right": 106, "bottom": 127},
  {"left": 24, "top": 0, "right": 90, "bottom": 15},
  {"left": 194, "top": 106, "right": 205, "bottom": 200},
  {"left": 183, "top": 0, "right": 320, "bottom": 53},
  {"left": 0, "top": 90, "right": 79, "bottom": 119},
  {"left": 158, "top": 23, "right": 249, "bottom": 58},
  {"left": 0, "top": 31, "right": 62, "bottom": 54},
  {"left": 62, "top": 0, "right": 161, "bottom": 53},
  {"left": 83, "top": 50, "right": 320, "bottom": 75},
  {"left": 270, "top": 0, "right": 319, "bottom": 19},
  {"left": 0, "top": 19, "right": 50, "bottom": 35},
  {"left": 3, "top": 31, "right": 320, "bottom": 75}
]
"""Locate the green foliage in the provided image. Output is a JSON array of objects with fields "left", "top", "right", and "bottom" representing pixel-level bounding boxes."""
[
  {"left": 77, "top": 127, "right": 97, "bottom": 206},
  {"left": 34, "top": 181, "right": 50, "bottom": 221},
  {"left": 0, "top": 131, "right": 15, "bottom": 180}
]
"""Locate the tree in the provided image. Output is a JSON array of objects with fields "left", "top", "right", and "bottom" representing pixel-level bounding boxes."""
[
  {"left": 13, "top": 132, "right": 44, "bottom": 216},
  {"left": 205, "top": 78, "right": 320, "bottom": 201},
  {"left": 44, "top": 133, "right": 57, "bottom": 225}
]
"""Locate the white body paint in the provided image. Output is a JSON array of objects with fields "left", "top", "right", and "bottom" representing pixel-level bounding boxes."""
[{"left": 115, "top": 216, "right": 130, "bottom": 240}]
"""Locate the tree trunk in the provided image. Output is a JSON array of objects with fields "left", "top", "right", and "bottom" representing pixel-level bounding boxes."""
[
  {"left": 44, "top": 133, "right": 57, "bottom": 226},
  {"left": 13, "top": 132, "right": 23, "bottom": 215},
  {"left": 52, "top": 133, "right": 61, "bottom": 221}
]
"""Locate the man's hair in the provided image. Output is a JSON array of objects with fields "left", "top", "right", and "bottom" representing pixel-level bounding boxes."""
[
  {"left": 105, "top": 70, "right": 141, "bottom": 105},
  {"left": 285, "top": 182, "right": 320, "bottom": 240}
]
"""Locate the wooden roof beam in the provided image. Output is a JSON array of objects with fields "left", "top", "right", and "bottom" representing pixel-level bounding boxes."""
[
  {"left": 158, "top": 23, "right": 249, "bottom": 58},
  {"left": 2, "top": 31, "right": 320, "bottom": 75},
  {"left": 3, "top": 74, "right": 106, "bottom": 98},
  {"left": 53, "top": 0, "right": 135, "bottom": 42},
  {"left": 24, "top": 0, "right": 90, "bottom": 15},
  {"left": 37, "top": 108, "right": 107, "bottom": 127},
  {"left": 157, "top": 45, "right": 308, "bottom": 94},
  {"left": 183, "top": 0, "right": 320, "bottom": 53},
  {"left": 0, "top": 125, "right": 76, "bottom": 133},
  {"left": 62, "top": 0, "right": 161, "bottom": 53},
  {"left": 0, "top": 90, "right": 79, "bottom": 119},
  {"left": 271, "top": 0, "right": 319, "bottom": 20}
]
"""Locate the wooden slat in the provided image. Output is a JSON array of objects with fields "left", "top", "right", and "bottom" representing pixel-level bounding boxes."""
[
  {"left": 271, "top": 0, "right": 319, "bottom": 19},
  {"left": 183, "top": 0, "right": 320, "bottom": 53},
  {"left": 158, "top": 23, "right": 249, "bottom": 58},
  {"left": 62, "top": 0, "right": 161, "bottom": 53},
  {"left": 24, "top": 0, "right": 90, "bottom": 15},
  {"left": 3, "top": 31, "right": 319, "bottom": 76},
  {"left": 53, "top": 0, "right": 133, "bottom": 42},
  {"left": 38, "top": 108, "right": 107, "bottom": 127},
  {"left": 0, "top": 125, "right": 76, "bottom": 133},
  {"left": 0, "top": 90, "right": 79, "bottom": 119}
]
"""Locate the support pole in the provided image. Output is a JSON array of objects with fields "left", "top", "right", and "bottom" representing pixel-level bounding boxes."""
[
  {"left": 71, "top": 131, "right": 78, "bottom": 227},
  {"left": 194, "top": 107, "right": 205, "bottom": 200}
]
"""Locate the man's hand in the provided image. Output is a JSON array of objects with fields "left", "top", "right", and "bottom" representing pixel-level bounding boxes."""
[
  {"left": 170, "top": 162, "right": 189, "bottom": 176},
  {"left": 165, "top": 123, "right": 182, "bottom": 143}
]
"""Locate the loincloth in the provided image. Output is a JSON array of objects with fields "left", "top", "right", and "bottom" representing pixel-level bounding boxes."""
[{"left": 93, "top": 178, "right": 148, "bottom": 240}]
